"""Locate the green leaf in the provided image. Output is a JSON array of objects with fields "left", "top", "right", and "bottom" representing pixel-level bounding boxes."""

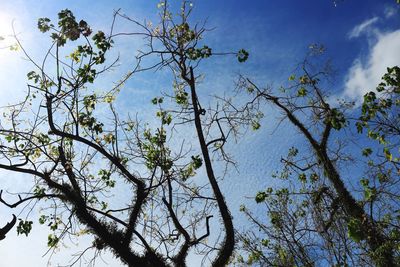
[
  {"left": 251, "top": 121, "right": 261, "bottom": 130},
  {"left": 38, "top": 18, "right": 53, "bottom": 33},
  {"left": 364, "top": 186, "right": 377, "bottom": 201},
  {"left": 237, "top": 49, "right": 249, "bottom": 63},
  {"left": 261, "top": 239, "right": 269, "bottom": 247},
  {"left": 104, "top": 94, "right": 115, "bottom": 103},
  {"left": 17, "top": 220, "right": 33, "bottom": 237},
  {"left": 362, "top": 148, "right": 372, "bottom": 157},
  {"left": 377, "top": 172, "right": 389, "bottom": 183},
  {"left": 47, "top": 234, "right": 59, "bottom": 247},
  {"left": 151, "top": 97, "right": 164, "bottom": 105},
  {"left": 27, "top": 71, "right": 40, "bottom": 84},
  {"left": 9, "top": 43, "right": 19, "bottom": 51},
  {"left": 298, "top": 173, "right": 306, "bottom": 183},
  {"left": 5, "top": 135, "right": 13, "bottom": 142},
  {"left": 327, "top": 108, "right": 346, "bottom": 130},
  {"left": 360, "top": 178, "right": 369, "bottom": 187},
  {"left": 255, "top": 191, "right": 267, "bottom": 203},
  {"left": 38, "top": 215, "right": 47, "bottom": 225},
  {"left": 103, "top": 133, "right": 115, "bottom": 144},
  {"left": 93, "top": 31, "right": 112, "bottom": 52},
  {"left": 297, "top": 87, "right": 307, "bottom": 97},
  {"left": 33, "top": 186, "right": 45, "bottom": 197},
  {"left": 384, "top": 147, "right": 392, "bottom": 161},
  {"left": 347, "top": 218, "right": 364, "bottom": 242},
  {"left": 191, "top": 155, "right": 203, "bottom": 169},
  {"left": 299, "top": 75, "right": 309, "bottom": 84},
  {"left": 310, "top": 173, "right": 319, "bottom": 182}
]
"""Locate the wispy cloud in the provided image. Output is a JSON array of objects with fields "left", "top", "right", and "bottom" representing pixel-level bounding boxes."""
[
  {"left": 339, "top": 6, "right": 400, "bottom": 105},
  {"left": 384, "top": 6, "right": 397, "bottom": 18},
  {"left": 342, "top": 29, "right": 400, "bottom": 103},
  {"left": 348, "top": 17, "right": 379, "bottom": 39}
]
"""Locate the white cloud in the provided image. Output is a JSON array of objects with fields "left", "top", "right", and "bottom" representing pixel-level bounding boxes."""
[
  {"left": 348, "top": 17, "right": 379, "bottom": 39},
  {"left": 384, "top": 6, "right": 397, "bottom": 18},
  {"left": 342, "top": 29, "right": 400, "bottom": 103}
]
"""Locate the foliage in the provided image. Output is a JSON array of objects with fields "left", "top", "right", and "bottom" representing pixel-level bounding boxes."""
[
  {"left": 1, "top": 1, "right": 399, "bottom": 267},
  {"left": 236, "top": 48, "right": 400, "bottom": 266},
  {"left": 0, "top": 2, "right": 250, "bottom": 266}
]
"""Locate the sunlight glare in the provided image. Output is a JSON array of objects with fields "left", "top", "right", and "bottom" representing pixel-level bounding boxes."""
[
  {"left": 0, "top": 12, "right": 15, "bottom": 54},
  {"left": 0, "top": 11, "right": 15, "bottom": 38}
]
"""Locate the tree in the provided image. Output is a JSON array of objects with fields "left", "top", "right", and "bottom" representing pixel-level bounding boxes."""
[
  {"left": 0, "top": 2, "right": 249, "bottom": 266},
  {"left": 236, "top": 47, "right": 400, "bottom": 266},
  {"left": 0, "top": 214, "right": 16, "bottom": 240}
]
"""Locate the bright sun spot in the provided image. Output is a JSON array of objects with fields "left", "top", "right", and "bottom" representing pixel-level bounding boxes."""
[
  {"left": 0, "top": 10, "right": 23, "bottom": 54},
  {"left": 0, "top": 12, "right": 16, "bottom": 53},
  {"left": 0, "top": 11, "right": 19, "bottom": 59},
  {"left": 0, "top": 11, "right": 15, "bottom": 37}
]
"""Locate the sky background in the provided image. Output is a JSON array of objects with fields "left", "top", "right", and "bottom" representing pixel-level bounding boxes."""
[{"left": 0, "top": 0, "right": 399, "bottom": 266}]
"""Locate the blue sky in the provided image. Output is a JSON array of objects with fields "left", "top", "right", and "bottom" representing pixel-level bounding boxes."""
[{"left": 0, "top": 0, "right": 399, "bottom": 266}]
